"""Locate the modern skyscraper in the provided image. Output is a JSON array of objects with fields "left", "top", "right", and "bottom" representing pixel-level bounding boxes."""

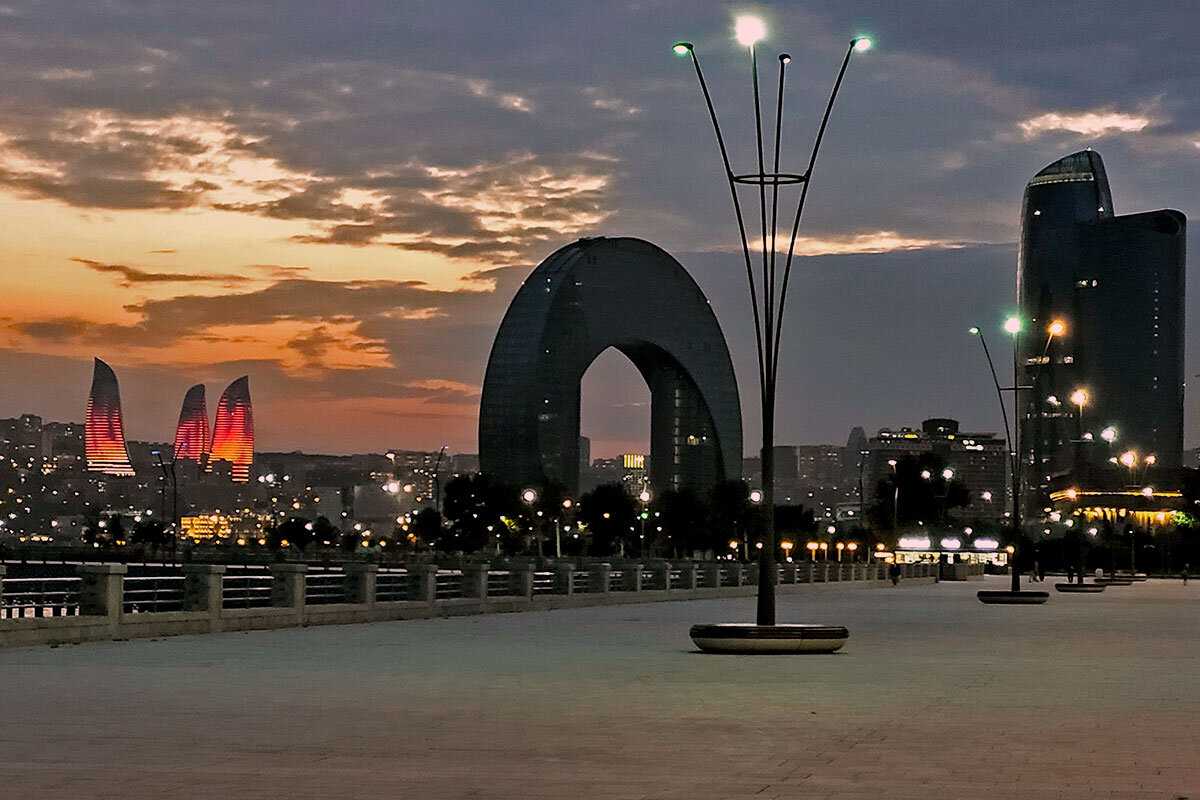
[
  {"left": 84, "top": 358, "right": 135, "bottom": 476},
  {"left": 173, "top": 384, "right": 210, "bottom": 463},
  {"left": 1017, "top": 150, "right": 1185, "bottom": 508},
  {"left": 209, "top": 376, "right": 254, "bottom": 482}
]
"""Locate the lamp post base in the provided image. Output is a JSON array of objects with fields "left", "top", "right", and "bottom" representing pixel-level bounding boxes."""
[
  {"left": 977, "top": 590, "right": 1050, "bottom": 605},
  {"left": 689, "top": 623, "right": 848, "bottom": 654}
]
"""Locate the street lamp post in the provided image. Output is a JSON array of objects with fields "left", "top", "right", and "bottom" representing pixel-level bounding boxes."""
[
  {"left": 969, "top": 317, "right": 1064, "bottom": 593},
  {"left": 676, "top": 26, "right": 870, "bottom": 625}
]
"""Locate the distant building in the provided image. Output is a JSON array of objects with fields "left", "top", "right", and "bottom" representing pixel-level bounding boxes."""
[
  {"left": 865, "top": 418, "right": 1006, "bottom": 521},
  {"left": 209, "top": 376, "right": 254, "bottom": 482},
  {"left": 173, "top": 384, "right": 210, "bottom": 464},
  {"left": 1017, "top": 149, "right": 1185, "bottom": 512},
  {"left": 84, "top": 358, "right": 134, "bottom": 476}
]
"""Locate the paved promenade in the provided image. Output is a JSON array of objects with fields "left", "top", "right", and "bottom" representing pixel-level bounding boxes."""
[{"left": 2, "top": 576, "right": 1197, "bottom": 799}]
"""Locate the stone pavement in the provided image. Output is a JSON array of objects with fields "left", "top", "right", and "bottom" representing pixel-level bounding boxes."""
[{"left": 2, "top": 576, "right": 1197, "bottom": 799}]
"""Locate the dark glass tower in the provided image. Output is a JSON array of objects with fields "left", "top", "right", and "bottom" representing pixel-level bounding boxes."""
[{"left": 1017, "top": 150, "right": 1186, "bottom": 507}]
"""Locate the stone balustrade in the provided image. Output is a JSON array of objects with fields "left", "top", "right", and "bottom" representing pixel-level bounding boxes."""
[{"left": 0, "top": 559, "right": 937, "bottom": 648}]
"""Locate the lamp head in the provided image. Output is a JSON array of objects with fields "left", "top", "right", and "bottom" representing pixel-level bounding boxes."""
[
  {"left": 672, "top": 42, "right": 693, "bottom": 56},
  {"left": 1048, "top": 319, "right": 1066, "bottom": 337},
  {"left": 852, "top": 36, "right": 872, "bottom": 52},
  {"left": 968, "top": 326, "right": 980, "bottom": 335},
  {"left": 779, "top": 53, "right": 791, "bottom": 63},
  {"left": 1070, "top": 389, "right": 1088, "bottom": 407},
  {"left": 1004, "top": 316, "right": 1022, "bottom": 335},
  {"left": 735, "top": 16, "right": 765, "bottom": 47},
  {"left": 1101, "top": 427, "right": 1116, "bottom": 443}
]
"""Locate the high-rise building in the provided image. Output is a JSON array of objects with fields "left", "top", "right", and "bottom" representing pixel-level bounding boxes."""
[
  {"left": 84, "top": 358, "right": 134, "bottom": 476},
  {"left": 1017, "top": 150, "right": 1186, "bottom": 509},
  {"left": 209, "top": 376, "right": 254, "bottom": 482},
  {"left": 865, "top": 419, "right": 1007, "bottom": 521},
  {"left": 173, "top": 384, "right": 210, "bottom": 463}
]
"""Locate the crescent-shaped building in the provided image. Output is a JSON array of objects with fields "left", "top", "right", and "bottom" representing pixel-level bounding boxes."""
[{"left": 479, "top": 237, "right": 741, "bottom": 495}]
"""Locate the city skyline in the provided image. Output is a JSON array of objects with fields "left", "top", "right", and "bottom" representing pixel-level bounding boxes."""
[{"left": 0, "top": 2, "right": 1197, "bottom": 458}]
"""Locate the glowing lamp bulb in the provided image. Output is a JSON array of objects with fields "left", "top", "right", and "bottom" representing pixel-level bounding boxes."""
[
  {"left": 853, "top": 37, "right": 872, "bottom": 52},
  {"left": 1120, "top": 451, "right": 1137, "bottom": 468},
  {"left": 1101, "top": 427, "right": 1116, "bottom": 443},
  {"left": 1071, "top": 389, "right": 1088, "bottom": 407},
  {"left": 968, "top": 326, "right": 980, "bottom": 335},
  {"left": 735, "top": 16, "right": 765, "bottom": 47},
  {"left": 1004, "top": 317, "right": 1022, "bottom": 335},
  {"left": 1048, "top": 319, "right": 1066, "bottom": 336},
  {"left": 672, "top": 42, "right": 692, "bottom": 56}
]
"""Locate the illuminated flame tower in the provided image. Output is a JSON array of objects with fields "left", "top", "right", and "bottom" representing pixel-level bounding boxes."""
[
  {"left": 84, "top": 358, "right": 135, "bottom": 476},
  {"left": 173, "top": 383, "right": 210, "bottom": 463},
  {"left": 209, "top": 376, "right": 254, "bottom": 482}
]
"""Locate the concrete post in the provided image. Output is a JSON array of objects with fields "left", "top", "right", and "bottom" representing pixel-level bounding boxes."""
[
  {"left": 590, "top": 563, "right": 611, "bottom": 594},
  {"left": 343, "top": 563, "right": 378, "bottom": 607},
  {"left": 782, "top": 563, "right": 798, "bottom": 584},
  {"left": 649, "top": 561, "right": 671, "bottom": 591},
  {"left": 510, "top": 562, "right": 535, "bottom": 599},
  {"left": 702, "top": 563, "right": 722, "bottom": 588},
  {"left": 798, "top": 562, "right": 813, "bottom": 583},
  {"left": 463, "top": 562, "right": 490, "bottom": 600},
  {"left": 623, "top": 563, "right": 643, "bottom": 592},
  {"left": 270, "top": 563, "right": 307, "bottom": 611},
  {"left": 410, "top": 564, "right": 438, "bottom": 604},
  {"left": 745, "top": 563, "right": 759, "bottom": 586},
  {"left": 676, "top": 562, "right": 698, "bottom": 590},
  {"left": 727, "top": 564, "right": 743, "bottom": 587},
  {"left": 0, "top": 565, "right": 5, "bottom": 618},
  {"left": 183, "top": 564, "right": 226, "bottom": 629},
  {"left": 553, "top": 563, "right": 574, "bottom": 596},
  {"left": 78, "top": 563, "right": 126, "bottom": 618}
]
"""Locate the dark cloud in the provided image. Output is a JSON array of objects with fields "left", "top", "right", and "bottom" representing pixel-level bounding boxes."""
[{"left": 71, "top": 257, "right": 249, "bottom": 286}]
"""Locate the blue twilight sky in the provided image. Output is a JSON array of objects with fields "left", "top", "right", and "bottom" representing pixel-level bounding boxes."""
[{"left": 0, "top": 1, "right": 1196, "bottom": 456}]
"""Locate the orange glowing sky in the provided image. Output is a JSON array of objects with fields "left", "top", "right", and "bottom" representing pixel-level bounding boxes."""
[{"left": 1, "top": 2, "right": 1196, "bottom": 456}]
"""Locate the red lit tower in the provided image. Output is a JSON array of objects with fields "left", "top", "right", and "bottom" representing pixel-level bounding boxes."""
[
  {"left": 84, "top": 358, "right": 135, "bottom": 476},
  {"left": 209, "top": 376, "right": 254, "bottom": 481},
  {"left": 173, "top": 383, "right": 210, "bottom": 463}
]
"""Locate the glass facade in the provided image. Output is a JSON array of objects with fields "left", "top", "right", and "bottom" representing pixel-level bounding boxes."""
[
  {"left": 1017, "top": 150, "right": 1186, "bottom": 511},
  {"left": 479, "top": 237, "right": 741, "bottom": 494}
]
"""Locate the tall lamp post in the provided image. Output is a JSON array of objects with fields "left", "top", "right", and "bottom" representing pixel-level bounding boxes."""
[
  {"left": 675, "top": 20, "right": 870, "bottom": 627},
  {"left": 969, "top": 317, "right": 1062, "bottom": 595},
  {"left": 151, "top": 449, "right": 178, "bottom": 563}
]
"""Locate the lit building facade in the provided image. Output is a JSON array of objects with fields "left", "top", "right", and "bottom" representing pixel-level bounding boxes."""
[
  {"left": 1017, "top": 150, "right": 1186, "bottom": 513},
  {"left": 84, "top": 358, "right": 135, "bottom": 476},
  {"left": 209, "top": 376, "right": 254, "bottom": 482},
  {"left": 173, "top": 383, "right": 210, "bottom": 463},
  {"left": 865, "top": 418, "right": 1007, "bottom": 521}
]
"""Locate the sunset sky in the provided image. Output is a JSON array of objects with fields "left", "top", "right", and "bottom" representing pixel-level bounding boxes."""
[{"left": 0, "top": 1, "right": 1196, "bottom": 457}]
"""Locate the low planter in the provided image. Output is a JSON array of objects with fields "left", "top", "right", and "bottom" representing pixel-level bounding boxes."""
[
  {"left": 1054, "top": 583, "right": 1106, "bottom": 593},
  {"left": 689, "top": 623, "right": 848, "bottom": 654},
  {"left": 977, "top": 590, "right": 1050, "bottom": 605},
  {"left": 1096, "top": 578, "right": 1133, "bottom": 586}
]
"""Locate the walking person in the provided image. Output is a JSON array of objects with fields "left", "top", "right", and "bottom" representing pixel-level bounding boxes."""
[
  {"left": 1065, "top": 564, "right": 1075, "bottom": 584},
  {"left": 1183, "top": 563, "right": 1190, "bottom": 586},
  {"left": 889, "top": 563, "right": 901, "bottom": 586}
]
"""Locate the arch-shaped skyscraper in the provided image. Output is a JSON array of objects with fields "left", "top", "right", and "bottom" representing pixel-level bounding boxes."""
[{"left": 479, "top": 237, "right": 741, "bottom": 494}]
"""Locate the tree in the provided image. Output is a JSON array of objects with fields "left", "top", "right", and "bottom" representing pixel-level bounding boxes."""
[
  {"left": 658, "top": 488, "right": 710, "bottom": 558},
  {"left": 410, "top": 507, "right": 442, "bottom": 551},
  {"left": 577, "top": 483, "right": 637, "bottom": 556},
  {"left": 440, "top": 474, "right": 520, "bottom": 552},
  {"left": 705, "top": 480, "right": 752, "bottom": 556},
  {"left": 131, "top": 518, "right": 170, "bottom": 553},
  {"left": 312, "top": 516, "right": 338, "bottom": 548},
  {"left": 269, "top": 517, "right": 313, "bottom": 552},
  {"left": 774, "top": 505, "right": 818, "bottom": 544},
  {"left": 869, "top": 453, "right": 970, "bottom": 530}
]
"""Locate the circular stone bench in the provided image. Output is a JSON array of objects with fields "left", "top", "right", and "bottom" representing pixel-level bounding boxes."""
[
  {"left": 977, "top": 590, "right": 1050, "bottom": 605},
  {"left": 1096, "top": 578, "right": 1133, "bottom": 586},
  {"left": 1054, "top": 583, "right": 1106, "bottom": 593},
  {"left": 689, "top": 623, "right": 848, "bottom": 654}
]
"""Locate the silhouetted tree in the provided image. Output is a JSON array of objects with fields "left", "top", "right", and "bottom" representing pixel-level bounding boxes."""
[
  {"left": 869, "top": 453, "right": 970, "bottom": 529},
  {"left": 578, "top": 483, "right": 637, "bottom": 556},
  {"left": 440, "top": 474, "right": 520, "bottom": 552}
]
